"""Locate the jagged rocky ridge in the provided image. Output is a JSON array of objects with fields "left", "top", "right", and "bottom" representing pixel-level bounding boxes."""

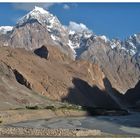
[
  {"left": 0, "top": 6, "right": 140, "bottom": 109},
  {"left": 1, "top": 6, "right": 140, "bottom": 58}
]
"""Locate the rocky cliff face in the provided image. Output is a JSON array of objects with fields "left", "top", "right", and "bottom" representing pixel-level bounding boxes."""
[
  {"left": 80, "top": 37, "right": 140, "bottom": 94},
  {"left": 0, "top": 6, "right": 140, "bottom": 109},
  {"left": 9, "top": 22, "right": 53, "bottom": 50}
]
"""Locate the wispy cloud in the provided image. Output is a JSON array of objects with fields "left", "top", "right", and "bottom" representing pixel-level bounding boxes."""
[
  {"left": 44, "top": 3, "right": 55, "bottom": 9},
  {"left": 71, "top": 3, "right": 78, "bottom": 8},
  {"left": 63, "top": 4, "right": 70, "bottom": 10},
  {"left": 12, "top": 3, "right": 54, "bottom": 11},
  {"left": 12, "top": 3, "right": 78, "bottom": 12}
]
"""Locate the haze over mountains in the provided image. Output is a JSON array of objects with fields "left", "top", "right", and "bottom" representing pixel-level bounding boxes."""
[{"left": 0, "top": 6, "right": 140, "bottom": 110}]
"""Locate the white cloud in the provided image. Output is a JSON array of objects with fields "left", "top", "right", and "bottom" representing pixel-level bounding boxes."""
[
  {"left": 68, "top": 21, "right": 91, "bottom": 33},
  {"left": 63, "top": 4, "right": 70, "bottom": 10},
  {"left": 12, "top": 3, "right": 54, "bottom": 11}
]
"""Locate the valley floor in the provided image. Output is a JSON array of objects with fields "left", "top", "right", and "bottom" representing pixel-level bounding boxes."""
[{"left": 0, "top": 109, "right": 140, "bottom": 137}]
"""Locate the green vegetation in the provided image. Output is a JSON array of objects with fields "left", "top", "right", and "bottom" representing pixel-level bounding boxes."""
[
  {"left": 45, "top": 106, "right": 56, "bottom": 111},
  {"left": 26, "top": 105, "right": 39, "bottom": 110},
  {"left": 14, "top": 103, "right": 83, "bottom": 112},
  {"left": 58, "top": 104, "right": 82, "bottom": 111},
  {"left": 45, "top": 104, "right": 83, "bottom": 111}
]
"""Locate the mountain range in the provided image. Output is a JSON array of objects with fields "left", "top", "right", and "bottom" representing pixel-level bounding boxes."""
[{"left": 0, "top": 6, "right": 140, "bottom": 110}]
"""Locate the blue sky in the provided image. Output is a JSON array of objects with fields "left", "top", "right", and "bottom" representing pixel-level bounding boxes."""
[{"left": 0, "top": 3, "right": 140, "bottom": 40}]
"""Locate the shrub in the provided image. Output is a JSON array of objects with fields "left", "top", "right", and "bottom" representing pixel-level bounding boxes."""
[
  {"left": 58, "top": 104, "right": 82, "bottom": 111},
  {"left": 45, "top": 106, "right": 56, "bottom": 111},
  {"left": 26, "top": 105, "right": 39, "bottom": 110}
]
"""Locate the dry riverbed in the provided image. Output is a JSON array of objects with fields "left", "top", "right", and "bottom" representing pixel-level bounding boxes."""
[
  {"left": 0, "top": 109, "right": 87, "bottom": 125},
  {"left": 0, "top": 109, "right": 140, "bottom": 137},
  {"left": 0, "top": 109, "right": 105, "bottom": 137}
]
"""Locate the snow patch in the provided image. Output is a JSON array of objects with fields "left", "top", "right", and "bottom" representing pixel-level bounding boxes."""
[
  {"left": 83, "top": 33, "right": 92, "bottom": 38},
  {"left": 99, "top": 35, "right": 108, "bottom": 42},
  {"left": 51, "top": 34, "right": 56, "bottom": 40},
  {"left": 67, "top": 40, "right": 77, "bottom": 54},
  {"left": 34, "top": 6, "right": 49, "bottom": 14},
  {"left": 69, "top": 30, "right": 75, "bottom": 35},
  {"left": 110, "top": 44, "right": 116, "bottom": 49},
  {"left": 0, "top": 26, "right": 13, "bottom": 34},
  {"left": 130, "top": 49, "right": 136, "bottom": 56},
  {"left": 128, "top": 42, "right": 136, "bottom": 49}
]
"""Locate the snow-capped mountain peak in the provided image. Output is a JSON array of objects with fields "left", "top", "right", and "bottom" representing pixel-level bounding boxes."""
[
  {"left": 15, "top": 7, "right": 96, "bottom": 58},
  {"left": 16, "top": 6, "right": 68, "bottom": 43},
  {"left": 122, "top": 33, "right": 140, "bottom": 56},
  {"left": 14, "top": 6, "right": 140, "bottom": 58},
  {"left": 33, "top": 6, "right": 49, "bottom": 14},
  {"left": 67, "top": 22, "right": 94, "bottom": 58},
  {"left": 108, "top": 33, "right": 140, "bottom": 56},
  {"left": 17, "top": 6, "right": 61, "bottom": 28},
  {"left": 0, "top": 26, "right": 13, "bottom": 34}
]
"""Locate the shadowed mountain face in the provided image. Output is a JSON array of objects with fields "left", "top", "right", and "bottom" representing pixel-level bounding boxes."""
[
  {"left": 34, "top": 45, "right": 49, "bottom": 59},
  {"left": 62, "top": 78, "right": 120, "bottom": 109},
  {"left": 124, "top": 80, "right": 140, "bottom": 105}
]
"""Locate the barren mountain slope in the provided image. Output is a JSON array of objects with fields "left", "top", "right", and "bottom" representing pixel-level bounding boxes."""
[
  {"left": 80, "top": 37, "right": 140, "bottom": 94},
  {"left": 0, "top": 45, "right": 120, "bottom": 108},
  {"left": 0, "top": 61, "right": 60, "bottom": 110}
]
